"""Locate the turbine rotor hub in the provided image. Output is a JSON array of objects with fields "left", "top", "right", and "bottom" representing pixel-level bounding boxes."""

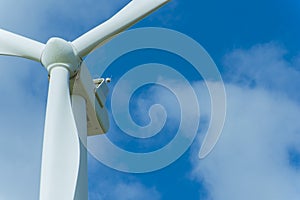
[{"left": 41, "top": 37, "right": 82, "bottom": 76}]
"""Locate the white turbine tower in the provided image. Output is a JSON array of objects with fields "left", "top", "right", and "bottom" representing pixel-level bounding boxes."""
[{"left": 0, "top": 0, "right": 170, "bottom": 199}]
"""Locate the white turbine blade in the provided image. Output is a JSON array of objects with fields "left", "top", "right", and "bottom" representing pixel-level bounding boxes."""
[
  {"left": 72, "top": 0, "right": 170, "bottom": 57},
  {"left": 0, "top": 29, "right": 45, "bottom": 62},
  {"left": 40, "top": 67, "right": 81, "bottom": 200}
]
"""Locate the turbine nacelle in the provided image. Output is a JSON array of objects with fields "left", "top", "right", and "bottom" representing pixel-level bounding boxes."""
[{"left": 71, "top": 63, "right": 110, "bottom": 135}]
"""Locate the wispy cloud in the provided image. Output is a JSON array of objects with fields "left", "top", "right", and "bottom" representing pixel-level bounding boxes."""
[
  {"left": 191, "top": 43, "right": 300, "bottom": 200},
  {"left": 90, "top": 180, "right": 161, "bottom": 200},
  {"left": 88, "top": 159, "right": 162, "bottom": 200},
  {"left": 223, "top": 42, "right": 300, "bottom": 101}
]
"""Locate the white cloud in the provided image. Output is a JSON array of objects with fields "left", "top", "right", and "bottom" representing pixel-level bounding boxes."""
[
  {"left": 191, "top": 43, "right": 300, "bottom": 200},
  {"left": 111, "top": 182, "right": 160, "bottom": 200},
  {"left": 89, "top": 178, "right": 161, "bottom": 200},
  {"left": 223, "top": 42, "right": 300, "bottom": 101},
  {"left": 192, "top": 85, "right": 300, "bottom": 200}
]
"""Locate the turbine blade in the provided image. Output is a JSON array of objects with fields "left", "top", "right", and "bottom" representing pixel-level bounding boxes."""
[
  {"left": 40, "top": 67, "right": 83, "bottom": 199},
  {"left": 72, "top": 0, "right": 170, "bottom": 58},
  {"left": 0, "top": 29, "right": 45, "bottom": 62}
]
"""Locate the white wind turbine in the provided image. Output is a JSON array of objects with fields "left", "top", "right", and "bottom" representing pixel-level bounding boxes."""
[
  {"left": 0, "top": 0, "right": 170, "bottom": 199},
  {"left": 0, "top": 0, "right": 223, "bottom": 199}
]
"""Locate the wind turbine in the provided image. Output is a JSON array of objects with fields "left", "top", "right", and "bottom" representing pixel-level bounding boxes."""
[
  {"left": 0, "top": 0, "right": 224, "bottom": 199},
  {"left": 0, "top": 0, "right": 171, "bottom": 199}
]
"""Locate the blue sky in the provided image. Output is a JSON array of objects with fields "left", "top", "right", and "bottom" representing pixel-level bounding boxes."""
[{"left": 1, "top": 0, "right": 300, "bottom": 199}]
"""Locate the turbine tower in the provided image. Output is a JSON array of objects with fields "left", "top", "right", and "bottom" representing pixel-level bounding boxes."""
[{"left": 0, "top": 1, "right": 170, "bottom": 199}]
